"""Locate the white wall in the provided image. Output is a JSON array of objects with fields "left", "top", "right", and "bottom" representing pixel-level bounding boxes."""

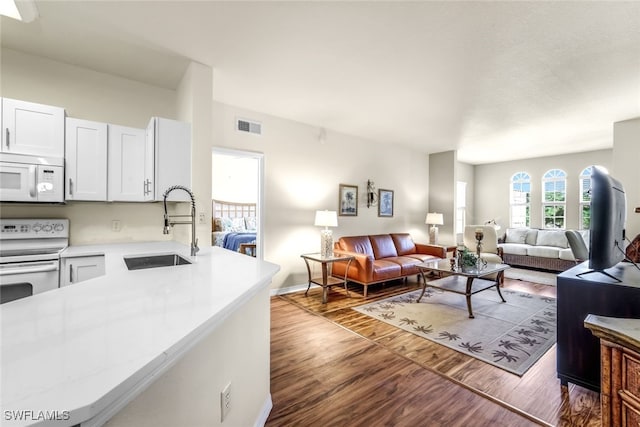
[
  {"left": 613, "top": 117, "right": 640, "bottom": 238},
  {"left": 0, "top": 48, "right": 211, "bottom": 247},
  {"left": 474, "top": 149, "right": 613, "bottom": 231},
  {"left": 211, "top": 101, "right": 431, "bottom": 289},
  {"left": 428, "top": 151, "right": 455, "bottom": 244}
]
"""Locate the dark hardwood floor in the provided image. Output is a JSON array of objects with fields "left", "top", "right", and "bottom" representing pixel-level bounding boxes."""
[{"left": 266, "top": 275, "right": 601, "bottom": 427}]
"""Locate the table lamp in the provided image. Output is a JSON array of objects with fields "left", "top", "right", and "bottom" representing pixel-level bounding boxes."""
[
  {"left": 425, "top": 212, "right": 444, "bottom": 244},
  {"left": 315, "top": 210, "right": 338, "bottom": 257}
]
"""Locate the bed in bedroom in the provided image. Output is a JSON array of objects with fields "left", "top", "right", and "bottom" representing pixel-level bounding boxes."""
[{"left": 211, "top": 199, "right": 257, "bottom": 254}]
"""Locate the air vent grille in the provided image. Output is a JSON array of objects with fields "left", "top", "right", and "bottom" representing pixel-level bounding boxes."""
[{"left": 236, "top": 118, "right": 262, "bottom": 135}]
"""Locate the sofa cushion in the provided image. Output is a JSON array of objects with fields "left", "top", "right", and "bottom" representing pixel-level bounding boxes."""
[
  {"left": 499, "top": 243, "right": 529, "bottom": 256},
  {"left": 527, "top": 245, "right": 561, "bottom": 259},
  {"left": 370, "top": 234, "right": 399, "bottom": 259},
  {"left": 338, "top": 236, "right": 374, "bottom": 256},
  {"left": 505, "top": 228, "right": 529, "bottom": 244},
  {"left": 559, "top": 248, "right": 576, "bottom": 261},
  {"left": 536, "top": 230, "right": 568, "bottom": 248},
  {"left": 525, "top": 229, "right": 539, "bottom": 245},
  {"left": 390, "top": 233, "right": 416, "bottom": 255},
  {"left": 387, "top": 256, "right": 421, "bottom": 275},
  {"left": 405, "top": 253, "right": 439, "bottom": 262},
  {"left": 372, "top": 259, "right": 402, "bottom": 281}
]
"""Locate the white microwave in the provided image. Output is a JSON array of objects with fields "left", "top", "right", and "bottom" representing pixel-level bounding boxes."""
[{"left": 0, "top": 153, "right": 64, "bottom": 203}]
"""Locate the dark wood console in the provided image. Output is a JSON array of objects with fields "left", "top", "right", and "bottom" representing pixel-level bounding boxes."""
[{"left": 557, "top": 261, "right": 640, "bottom": 392}]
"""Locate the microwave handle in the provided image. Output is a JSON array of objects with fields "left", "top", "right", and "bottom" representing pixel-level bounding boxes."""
[{"left": 28, "top": 165, "right": 37, "bottom": 198}]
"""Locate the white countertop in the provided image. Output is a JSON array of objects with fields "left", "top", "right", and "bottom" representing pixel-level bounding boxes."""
[{"left": 0, "top": 242, "right": 279, "bottom": 427}]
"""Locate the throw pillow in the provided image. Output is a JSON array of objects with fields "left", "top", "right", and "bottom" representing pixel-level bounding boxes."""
[
  {"left": 244, "top": 216, "right": 257, "bottom": 231},
  {"left": 627, "top": 234, "right": 640, "bottom": 263},
  {"left": 231, "top": 217, "right": 246, "bottom": 232},
  {"left": 505, "top": 228, "right": 528, "bottom": 244},
  {"left": 536, "top": 229, "right": 568, "bottom": 248}
]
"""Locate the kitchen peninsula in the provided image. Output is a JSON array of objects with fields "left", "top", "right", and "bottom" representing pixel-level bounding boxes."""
[{"left": 1, "top": 242, "right": 279, "bottom": 427}]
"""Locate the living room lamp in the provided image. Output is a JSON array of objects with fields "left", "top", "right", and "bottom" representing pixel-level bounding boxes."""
[
  {"left": 315, "top": 210, "right": 338, "bottom": 258},
  {"left": 426, "top": 212, "right": 444, "bottom": 245}
]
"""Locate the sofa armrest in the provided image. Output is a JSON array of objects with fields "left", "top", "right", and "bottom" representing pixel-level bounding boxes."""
[
  {"left": 415, "top": 243, "right": 446, "bottom": 259},
  {"left": 332, "top": 249, "right": 374, "bottom": 283}
]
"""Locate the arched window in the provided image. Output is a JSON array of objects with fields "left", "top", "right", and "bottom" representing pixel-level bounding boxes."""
[
  {"left": 542, "top": 169, "right": 567, "bottom": 229},
  {"left": 510, "top": 172, "right": 530, "bottom": 227},
  {"left": 579, "top": 166, "right": 593, "bottom": 230}
]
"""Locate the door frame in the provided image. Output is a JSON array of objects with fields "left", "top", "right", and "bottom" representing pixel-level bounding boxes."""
[{"left": 211, "top": 147, "right": 265, "bottom": 260}]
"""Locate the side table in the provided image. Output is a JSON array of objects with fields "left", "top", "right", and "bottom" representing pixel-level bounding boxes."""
[{"left": 300, "top": 253, "right": 354, "bottom": 304}]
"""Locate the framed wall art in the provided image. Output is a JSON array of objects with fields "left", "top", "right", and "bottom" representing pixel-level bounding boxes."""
[
  {"left": 378, "top": 189, "right": 394, "bottom": 217},
  {"left": 338, "top": 184, "right": 358, "bottom": 216}
]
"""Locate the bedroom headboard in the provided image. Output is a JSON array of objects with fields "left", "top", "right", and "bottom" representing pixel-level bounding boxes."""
[{"left": 212, "top": 199, "right": 257, "bottom": 219}]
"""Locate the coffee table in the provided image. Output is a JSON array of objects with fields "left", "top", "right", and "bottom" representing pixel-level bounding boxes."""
[{"left": 416, "top": 259, "right": 509, "bottom": 318}]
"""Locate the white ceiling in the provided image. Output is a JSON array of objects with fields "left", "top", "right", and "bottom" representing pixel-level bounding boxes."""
[{"left": 2, "top": 1, "right": 639, "bottom": 164}]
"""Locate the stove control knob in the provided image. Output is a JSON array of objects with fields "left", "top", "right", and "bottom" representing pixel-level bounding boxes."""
[
  {"left": 54, "top": 223, "right": 64, "bottom": 232},
  {"left": 42, "top": 224, "right": 53, "bottom": 232},
  {"left": 32, "top": 224, "right": 42, "bottom": 232}
]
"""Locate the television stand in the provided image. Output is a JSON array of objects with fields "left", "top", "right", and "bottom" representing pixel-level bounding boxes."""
[{"left": 576, "top": 268, "right": 622, "bottom": 282}]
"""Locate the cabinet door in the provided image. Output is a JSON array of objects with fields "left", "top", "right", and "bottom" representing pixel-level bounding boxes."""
[
  {"left": 149, "top": 117, "right": 192, "bottom": 202},
  {"left": 60, "top": 255, "right": 105, "bottom": 287},
  {"left": 108, "top": 124, "right": 152, "bottom": 201},
  {"left": 65, "top": 118, "right": 108, "bottom": 201},
  {"left": 2, "top": 98, "right": 65, "bottom": 157}
]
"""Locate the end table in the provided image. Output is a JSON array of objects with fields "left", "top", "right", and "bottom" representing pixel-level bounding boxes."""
[{"left": 300, "top": 253, "right": 354, "bottom": 304}]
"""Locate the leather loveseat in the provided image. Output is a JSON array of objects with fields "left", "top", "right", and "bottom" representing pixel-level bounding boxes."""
[{"left": 331, "top": 233, "right": 446, "bottom": 297}]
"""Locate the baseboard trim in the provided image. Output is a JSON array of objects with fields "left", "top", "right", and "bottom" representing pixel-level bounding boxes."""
[
  {"left": 270, "top": 283, "right": 308, "bottom": 296},
  {"left": 254, "top": 393, "right": 273, "bottom": 427}
]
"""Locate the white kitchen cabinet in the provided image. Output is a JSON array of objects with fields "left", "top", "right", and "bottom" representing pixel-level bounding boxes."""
[
  {"left": 65, "top": 118, "right": 108, "bottom": 201},
  {"left": 107, "top": 124, "right": 153, "bottom": 202},
  {"left": 60, "top": 255, "right": 105, "bottom": 287},
  {"left": 1, "top": 98, "right": 65, "bottom": 157},
  {"left": 147, "top": 117, "right": 192, "bottom": 202}
]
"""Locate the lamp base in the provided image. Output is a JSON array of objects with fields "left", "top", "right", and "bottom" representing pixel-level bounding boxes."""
[
  {"left": 429, "top": 226, "right": 439, "bottom": 245},
  {"left": 320, "top": 229, "right": 333, "bottom": 258}
]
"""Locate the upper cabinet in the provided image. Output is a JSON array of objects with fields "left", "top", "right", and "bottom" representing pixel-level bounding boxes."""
[
  {"left": 2, "top": 98, "right": 65, "bottom": 157},
  {"left": 148, "top": 117, "right": 192, "bottom": 202},
  {"left": 65, "top": 118, "right": 108, "bottom": 201},
  {"left": 108, "top": 124, "right": 153, "bottom": 202}
]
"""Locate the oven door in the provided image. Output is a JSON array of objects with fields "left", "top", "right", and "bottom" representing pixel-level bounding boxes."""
[{"left": 0, "top": 259, "right": 60, "bottom": 304}]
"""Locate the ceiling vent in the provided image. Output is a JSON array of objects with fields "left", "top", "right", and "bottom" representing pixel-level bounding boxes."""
[{"left": 236, "top": 118, "right": 262, "bottom": 136}]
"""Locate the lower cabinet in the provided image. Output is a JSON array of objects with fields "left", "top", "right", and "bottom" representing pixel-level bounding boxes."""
[
  {"left": 585, "top": 316, "right": 640, "bottom": 427},
  {"left": 60, "top": 255, "right": 105, "bottom": 287}
]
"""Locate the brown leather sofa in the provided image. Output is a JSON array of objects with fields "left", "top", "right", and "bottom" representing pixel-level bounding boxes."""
[{"left": 331, "top": 233, "right": 446, "bottom": 297}]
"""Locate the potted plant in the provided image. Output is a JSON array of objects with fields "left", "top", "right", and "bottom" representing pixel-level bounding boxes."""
[{"left": 458, "top": 247, "right": 478, "bottom": 271}]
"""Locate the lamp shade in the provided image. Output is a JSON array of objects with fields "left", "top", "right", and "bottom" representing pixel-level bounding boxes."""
[
  {"left": 425, "top": 212, "right": 444, "bottom": 225},
  {"left": 314, "top": 210, "right": 338, "bottom": 227}
]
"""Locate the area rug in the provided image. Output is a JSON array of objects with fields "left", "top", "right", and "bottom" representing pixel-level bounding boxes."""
[
  {"left": 353, "top": 287, "right": 556, "bottom": 376},
  {"left": 505, "top": 267, "right": 557, "bottom": 286}
]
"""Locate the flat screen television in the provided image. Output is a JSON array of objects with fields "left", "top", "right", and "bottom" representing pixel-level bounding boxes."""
[{"left": 584, "top": 165, "right": 627, "bottom": 280}]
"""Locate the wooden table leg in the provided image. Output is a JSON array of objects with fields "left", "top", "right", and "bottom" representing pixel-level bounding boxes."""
[{"left": 303, "top": 258, "right": 312, "bottom": 296}]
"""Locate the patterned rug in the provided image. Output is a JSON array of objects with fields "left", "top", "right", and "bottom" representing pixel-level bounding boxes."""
[{"left": 353, "top": 287, "right": 556, "bottom": 376}]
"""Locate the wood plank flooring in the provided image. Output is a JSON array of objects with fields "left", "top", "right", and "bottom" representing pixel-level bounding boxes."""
[{"left": 267, "top": 276, "right": 601, "bottom": 426}]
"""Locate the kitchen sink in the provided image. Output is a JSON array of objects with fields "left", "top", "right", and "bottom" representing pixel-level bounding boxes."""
[{"left": 123, "top": 254, "right": 192, "bottom": 270}]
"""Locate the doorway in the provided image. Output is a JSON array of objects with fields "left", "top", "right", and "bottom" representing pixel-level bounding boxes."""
[{"left": 211, "top": 147, "right": 264, "bottom": 259}]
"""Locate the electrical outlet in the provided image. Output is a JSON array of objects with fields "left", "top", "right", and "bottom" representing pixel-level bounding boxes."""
[
  {"left": 111, "top": 220, "right": 121, "bottom": 232},
  {"left": 198, "top": 212, "right": 206, "bottom": 225},
  {"left": 220, "top": 382, "right": 231, "bottom": 422}
]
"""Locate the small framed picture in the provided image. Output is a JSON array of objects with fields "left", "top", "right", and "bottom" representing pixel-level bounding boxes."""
[
  {"left": 378, "top": 189, "right": 394, "bottom": 217},
  {"left": 339, "top": 184, "right": 358, "bottom": 216}
]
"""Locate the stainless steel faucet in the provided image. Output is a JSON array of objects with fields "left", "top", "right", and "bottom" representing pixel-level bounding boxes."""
[{"left": 163, "top": 185, "right": 199, "bottom": 256}]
